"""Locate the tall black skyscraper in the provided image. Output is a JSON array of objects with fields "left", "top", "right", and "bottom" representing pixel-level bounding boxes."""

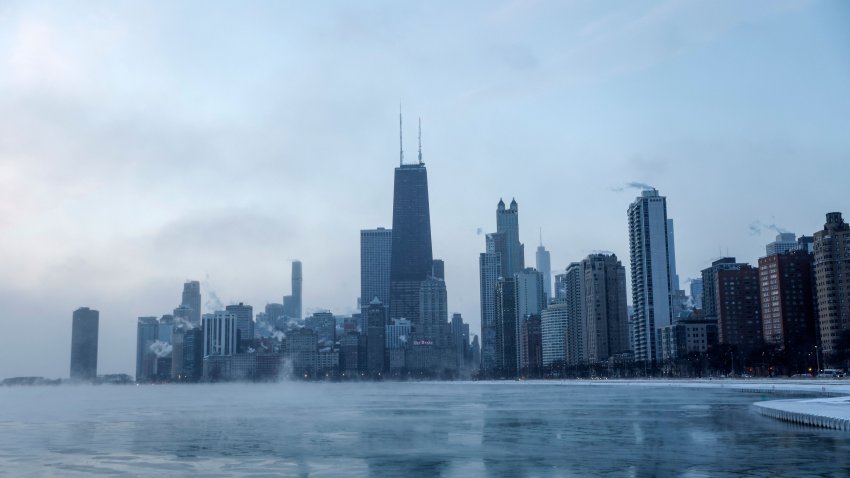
[
  {"left": 389, "top": 115, "right": 433, "bottom": 323},
  {"left": 70, "top": 307, "right": 99, "bottom": 381}
]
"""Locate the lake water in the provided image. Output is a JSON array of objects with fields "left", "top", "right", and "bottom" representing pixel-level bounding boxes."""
[{"left": 0, "top": 381, "right": 848, "bottom": 477}]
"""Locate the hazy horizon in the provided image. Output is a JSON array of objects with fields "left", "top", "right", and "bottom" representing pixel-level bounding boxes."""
[{"left": 1, "top": 0, "right": 848, "bottom": 378}]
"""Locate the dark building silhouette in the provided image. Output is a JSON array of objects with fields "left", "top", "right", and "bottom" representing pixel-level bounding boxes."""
[
  {"left": 366, "top": 298, "right": 387, "bottom": 375},
  {"left": 495, "top": 278, "right": 517, "bottom": 377},
  {"left": 814, "top": 212, "right": 850, "bottom": 357},
  {"left": 759, "top": 250, "right": 817, "bottom": 363},
  {"left": 283, "top": 260, "right": 303, "bottom": 321},
  {"left": 716, "top": 265, "right": 762, "bottom": 352},
  {"left": 181, "top": 328, "right": 204, "bottom": 382},
  {"left": 70, "top": 307, "right": 99, "bottom": 381},
  {"left": 360, "top": 227, "right": 392, "bottom": 329},
  {"left": 389, "top": 161, "right": 433, "bottom": 323},
  {"left": 520, "top": 315, "right": 542, "bottom": 377}
]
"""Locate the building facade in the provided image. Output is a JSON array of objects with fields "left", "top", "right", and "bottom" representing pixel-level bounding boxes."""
[
  {"left": 70, "top": 307, "right": 99, "bottom": 381},
  {"left": 814, "top": 213, "right": 850, "bottom": 356}
]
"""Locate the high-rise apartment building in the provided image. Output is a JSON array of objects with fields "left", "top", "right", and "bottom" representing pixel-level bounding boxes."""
[
  {"left": 759, "top": 250, "right": 817, "bottom": 358},
  {"left": 581, "top": 254, "right": 630, "bottom": 363},
  {"left": 690, "top": 278, "right": 704, "bottom": 310},
  {"left": 541, "top": 303, "right": 569, "bottom": 368},
  {"left": 701, "top": 258, "right": 743, "bottom": 320},
  {"left": 479, "top": 233, "right": 502, "bottom": 373},
  {"left": 715, "top": 265, "right": 762, "bottom": 351},
  {"left": 70, "top": 307, "right": 99, "bottom": 381},
  {"left": 181, "top": 280, "right": 201, "bottom": 326},
  {"left": 361, "top": 227, "right": 392, "bottom": 323},
  {"left": 814, "top": 212, "right": 850, "bottom": 356},
  {"left": 563, "top": 263, "right": 585, "bottom": 365},
  {"left": 305, "top": 311, "right": 336, "bottom": 350},
  {"left": 628, "top": 189, "right": 674, "bottom": 364}
]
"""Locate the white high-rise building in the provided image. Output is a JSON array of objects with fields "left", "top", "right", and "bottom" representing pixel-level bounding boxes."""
[
  {"left": 203, "top": 310, "right": 238, "bottom": 357},
  {"left": 541, "top": 303, "right": 568, "bottom": 367},
  {"left": 765, "top": 232, "right": 798, "bottom": 256},
  {"left": 628, "top": 188, "right": 673, "bottom": 364}
]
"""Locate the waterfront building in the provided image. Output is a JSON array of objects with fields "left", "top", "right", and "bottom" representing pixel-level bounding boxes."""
[
  {"left": 628, "top": 188, "right": 674, "bottom": 364},
  {"left": 479, "top": 232, "right": 502, "bottom": 374},
  {"left": 563, "top": 263, "right": 585, "bottom": 366},
  {"left": 495, "top": 278, "right": 517, "bottom": 376},
  {"left": 70, "top": 307, "right": 99, "bottom": 381},
  {"left": 814, "top": 212, "right": 850, "bottom": 356},
  {"left": 366, "top": 298, "right": 387, "bottom": 375},
  {"left": 541, "top": 303, "right": 569, "bottom": 368},
  {"left": 514, "top": 268, "right": 546, "bottom": 374},
  {"left": 759, "top": 250, "right": 817, "bottom": 357},
  {"left": 135, "top": 316, "right": 159, "bottom": 382},
  {"left": 581, "top": 253, "right": 630, "bottom": 363},
  {"left": 715, "top": 265, "right": 763, "bottom": 351}
]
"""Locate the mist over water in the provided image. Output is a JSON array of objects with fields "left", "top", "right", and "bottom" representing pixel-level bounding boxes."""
[{"left": 1, "top": 382, "right": 848, "bottom": 477}]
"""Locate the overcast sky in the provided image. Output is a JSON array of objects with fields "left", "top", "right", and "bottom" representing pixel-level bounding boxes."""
[{"left": 1, "top": 0, "right": 848, "bottom": 378}]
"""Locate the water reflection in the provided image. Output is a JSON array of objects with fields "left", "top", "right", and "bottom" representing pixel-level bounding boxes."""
[{"left": 0, "top": 382, "right": 848, "bottom": 476}]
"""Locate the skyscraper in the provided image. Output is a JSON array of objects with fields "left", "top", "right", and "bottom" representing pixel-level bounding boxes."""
[
  {"left": 360, "top": 227, "right": 392, "bottom": 325},
  {"left": 70, "top": 307, "right": 99, "bottom": 381},
  {"left": 479, "top": 233, "right": 502, "bottom": 373},
  {"left": 758, "top": 249, "right": 817, "bottom": 364},
  {"left": 497, "top": 199, "right": 524, "bottom": 277},
  {"left": 541, "top": 303, "right": 569, "bottom": 368},
  {"left": 203, "top": 310, "right": 238, "bottom": 357},
  {"left": 716, "top": 265, "right": 762, "bottom": 352},
  {"left": 388, "top": 127, "right": 433, "bottom": 322},
  {"left": 418, "top": 276, "right": 448, "bottom": 346},
  {"left": 495, "top": 278, "right": 517, "bottom": 376},
  {"left": 291, "top": 261, "right": 302, "bottom": 320},
  {"left": 814, "top": 212, "right": 850, "bottom": 356},
  {"left": 628, "top": 188, "right": 674, "bottom": 364},
  {"left": 366, "top": 298, "right": 387, "bottom": 375},
  {"left": 284, "top": 261, "right": 303, "bottom": 321},
  {"left": 766, "top": 232, "right": 800, "bottom": 256},
  {"left": 225, "top": 302, "right": 254, "bottom": 352},
  {"left": 181, "top": 280, "right": 201, "bottom": 326},
  {"left": 536, "top": 232, "right": 551, "bottom": 301},
  {"left": 690, "top": 278, "right": 704, "bottom": 310},
  {"left": 581, "top": 254, "right": 629, "bottom": 362},
  {"left": 563, "top": 263, "right": 585, "bottom": 365},
  {"left": 514, "top": 268, "right": 546, "bottom": 374},
  {"left": 136, "top": 316, "right": 159, "bottom": 382}
]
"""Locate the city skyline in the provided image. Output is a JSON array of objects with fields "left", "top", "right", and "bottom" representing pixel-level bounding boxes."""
[{"left": 1, "top": 1, "right": 849, "bottom": 378}]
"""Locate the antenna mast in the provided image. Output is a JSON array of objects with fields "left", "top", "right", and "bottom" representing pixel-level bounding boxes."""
[
  {"left": 418, "top": 117, "right": 423, "bottom": 165},
  {"left": 399, "top": 104, "right": 404, "bottom": 166}
]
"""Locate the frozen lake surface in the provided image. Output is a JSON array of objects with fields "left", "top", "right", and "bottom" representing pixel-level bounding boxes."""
[{"left": 1, "top": 381, "right": 849, "bottom": 477}]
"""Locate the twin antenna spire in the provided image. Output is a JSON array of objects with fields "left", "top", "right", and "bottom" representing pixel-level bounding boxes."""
[{"left": 398, "top": 105, "right": 423, "bottom": 167}]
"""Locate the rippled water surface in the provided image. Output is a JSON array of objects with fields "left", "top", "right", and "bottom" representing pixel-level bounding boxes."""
[{"left": 1, "top": 381, "right": 848, "bottom": 477}]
